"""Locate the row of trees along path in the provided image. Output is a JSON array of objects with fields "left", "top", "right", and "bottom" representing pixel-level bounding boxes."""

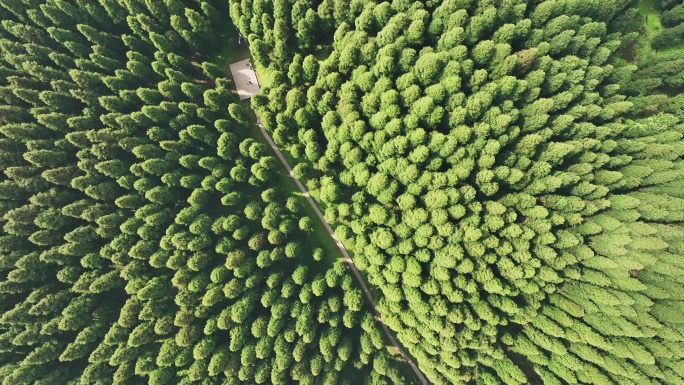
[
  {"left": 224, "top": 52, "right": 431, "bottom": 383},
  {"left": 252, "top": 117, "right": 430, "bottom": 385}
]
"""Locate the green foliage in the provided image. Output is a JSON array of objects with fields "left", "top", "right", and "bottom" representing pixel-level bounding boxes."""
[
  {"left": 5, "top": 0, "right": 684, "bottom": 384},
  {"left": 0, "top": 1, "right": 401, "bottom": 384},
  {"left": 229, "top": 0, "right": 684, "bottom": 383}
]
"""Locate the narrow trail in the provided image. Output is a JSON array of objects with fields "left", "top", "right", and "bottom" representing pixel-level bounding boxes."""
[{"left": 254, "top": 120, "right": 430, "bottom": 385}]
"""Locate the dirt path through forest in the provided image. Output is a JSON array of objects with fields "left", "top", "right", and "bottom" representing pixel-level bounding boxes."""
[
  {"left": 224, "top": 43, "right": 429, "bottom": 383},
  {"left": 252, "top": 119, "right": 430, "bottom": 385}
]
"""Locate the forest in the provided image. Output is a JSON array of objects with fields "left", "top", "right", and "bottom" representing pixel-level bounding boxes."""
[
  {"left": 0, "top": 0, "right": 409, "bottom": 384},
  {"left": 0, "top": 0, "right": 683, "bottom": 385}
]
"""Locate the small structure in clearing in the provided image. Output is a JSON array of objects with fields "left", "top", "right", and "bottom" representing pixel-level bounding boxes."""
[{"left": 229, "top": 59, "right": 260, "bottom": 100}]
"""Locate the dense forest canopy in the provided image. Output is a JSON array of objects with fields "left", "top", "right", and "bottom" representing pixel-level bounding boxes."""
[
  {"left": 0, "top": 0, "right": 683, "bottom": 385},
  {"left": 230, "top": 0, "right": 684, "bottom": 384},
  {"left": 0, "top": 1, "right": 409, "bottom": 384},
  {"left": 621, "top": 0, "right": 684, "bottom": 115}
]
